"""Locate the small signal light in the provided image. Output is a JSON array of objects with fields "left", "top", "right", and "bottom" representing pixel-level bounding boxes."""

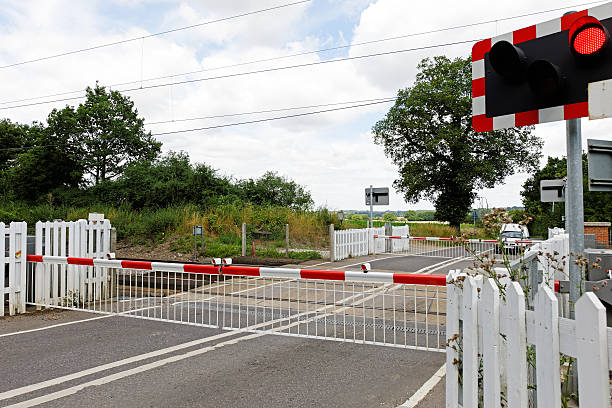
[
  {"left": 528, "top": 60, "right": 565, "bottom": 99},
  {"left": 488, "top": 40, "right": 527, "bottom": 83},
  {"left": 569, "top": 16, "right": 609, "bottom": 57}
]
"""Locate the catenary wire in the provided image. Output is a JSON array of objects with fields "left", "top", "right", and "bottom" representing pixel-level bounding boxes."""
[
  {"left": 0, "top": 0, "right": 311, "bottom": 70},
  {"left": 0, "top": 39, "right": 479, "bottom": 111},
  {"left": 0, "top": 0, "right": 604, "bottom": 106},
  {"left": 150, "top": 98, "right": 396, "bottom": 136},
  {"left": 145, "top": 97, "right": 396, "bottom": 125},
  {"left": 0, "top": 98, "right": 397, "bottom": 153}
]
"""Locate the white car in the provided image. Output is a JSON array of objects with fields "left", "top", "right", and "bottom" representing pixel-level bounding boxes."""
[{"left": 496, "top": 223, "right": 530, "bottom": 254}]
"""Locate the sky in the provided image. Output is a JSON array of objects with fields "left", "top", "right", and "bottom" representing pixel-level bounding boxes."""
[{"left": 1, "top": 0, "right": 611, "bottom": 212}]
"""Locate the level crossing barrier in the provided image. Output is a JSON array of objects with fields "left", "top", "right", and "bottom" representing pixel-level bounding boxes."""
[{"left": 26, "top": 255, "right": 448, "bottom": 352}]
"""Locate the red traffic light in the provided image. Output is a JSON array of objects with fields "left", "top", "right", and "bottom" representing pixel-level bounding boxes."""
[{"left": 569, "top": 16, "right": 609, "bottom": 56}]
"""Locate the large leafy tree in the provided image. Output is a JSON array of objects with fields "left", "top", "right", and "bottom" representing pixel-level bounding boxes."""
[
  {"left": 373, "top": 56, "right": 542, "bottom": 229},
  {"left": 47, "top": 84, "right": 161, "bottom": 185},
  {"left": 8, "top": 123, "right": 83, "bottom": 201},
  {"left": 237, "top": 171, "right": 314, "bottom": 210},
  {"left": 522, "top": 155, "right": 612, "bottom": 237}
]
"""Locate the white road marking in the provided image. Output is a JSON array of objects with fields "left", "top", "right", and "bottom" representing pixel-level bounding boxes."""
[
  {"left": 5, "top": 332, "right": 264, "bottom": 408},
  {"left": 397, "top": 364, "right": 446, "bottom": 408},
  {"left": 0, "top": 315, "right": 112, "bottom": 338},
  {"left": 1, "top": 280, "right": 391, "bottom": 404}
]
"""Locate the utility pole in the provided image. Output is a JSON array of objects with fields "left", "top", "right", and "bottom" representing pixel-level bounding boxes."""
[
  {"left": 369, "top": 185, "right": 374, "bottom": 229},
  {"left": 566, "top": 117, "right": 585, "bottom": 317}
]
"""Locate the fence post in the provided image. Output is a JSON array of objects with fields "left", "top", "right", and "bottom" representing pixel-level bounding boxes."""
[
  {"left": 462, "top": 275, "right": 481, "bottom": 408},
  {"left": 384, "top": 222, "right": 392, "bottom": 253},
  {"left": 503, "top": 281, "right": 528, "bottom": 407},
  {"left": 535, "top": 284, "right": 561, "bottom": 408},
  {"left": 329, "top": 224, "right": 335, "bottom": 262},
  {"left": 241, "top": 222, "right": 246, "bottom": 257},
  {"left": 576, "top": 293, "right": 610, "bottom": 407},
  {"left": 285, "top": 224, "right": 289, "bottom": 258},
  {"left": 480, "top": 278, "right": 501, "bottom": 407},
  {"left": 0, "top": 223, "right": 5, "bottom": 317},
  {"left": 445, "top": 270, "right": 461, "bottom": 408}
]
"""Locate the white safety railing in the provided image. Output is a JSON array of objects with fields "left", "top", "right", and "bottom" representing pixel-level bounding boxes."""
[
  {"left": 373, "top": 235, "right": 539, "bottom": 262},
  {"left": 26, "top": 256, "right": 447, "bottom": 351},
  {"left": 333, "top": 227, "right": 384, "bottom": 261},
  {"left": 333, "top": 226, "right": 412, "bottom": 261},
  {"left": 1, "top": 222, "right": 27, "bottom": 316},
  {"left": 446, "top": 271, "right": 611, "bottom": 407},
  {"left": 34, "top": 219, "right": 112, "bottom": 307}
]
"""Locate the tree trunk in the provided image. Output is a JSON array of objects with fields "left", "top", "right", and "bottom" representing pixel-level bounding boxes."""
[{"left": 450, "top": 221, "right": 461, "bottom": 235}]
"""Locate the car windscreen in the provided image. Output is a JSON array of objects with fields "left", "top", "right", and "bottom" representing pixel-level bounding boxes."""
[{"left": 501, "top": 231, "right": 522, "bottom": 239}]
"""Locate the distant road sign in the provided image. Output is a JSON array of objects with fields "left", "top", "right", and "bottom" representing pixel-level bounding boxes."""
[
  {"left": 540, "top": 179, "right": 566, "bottom": 202},
  {"left": 587, "top": 139, "right": 612, "bottom": 191},
  {"left": 365, "top": 187, "right": 389, "bottom": 206}
]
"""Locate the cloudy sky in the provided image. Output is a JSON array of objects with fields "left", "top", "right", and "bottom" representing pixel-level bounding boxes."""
[{"left": 1, "top": 0, "right": 610, "bottom": 212}]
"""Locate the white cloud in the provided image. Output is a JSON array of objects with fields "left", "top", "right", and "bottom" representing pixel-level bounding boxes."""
[{"left": 1, "top": 0, "right": 611, "bottom": 214}]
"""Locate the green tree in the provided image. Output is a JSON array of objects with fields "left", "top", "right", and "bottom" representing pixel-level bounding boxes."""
[
  {"left": 522, "top": 155, "right": 612, "bottom": 237},
  {"left": 8, "top": 123, "right": 83, "bottom": 202},
  {"left": 0, "top": 119, "right": 29, "bottom": 198},
  {"left": 94, "top": 152, "right": 236, "bottom": 208},
  {"left": 372, "top": 56, "right": 542, "bottom": 230},
  {"left": 48, "top": 84, "right": 161, "bottom": 185},
  {"left": 237, "top": 171, "right": 313, "bottom": 210},
  {"left": 382, "top": 212, "right": 397, "bottom": 222}
]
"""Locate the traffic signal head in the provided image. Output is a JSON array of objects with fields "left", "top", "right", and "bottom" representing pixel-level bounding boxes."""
[
  {"left": 472, "top": 3, "right": 612, "bottom": 132},
  {"left": 569, "top": 16, "right": 609, "bottom": 56}
]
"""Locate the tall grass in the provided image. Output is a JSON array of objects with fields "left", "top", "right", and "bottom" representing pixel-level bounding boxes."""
[{"left": 0, "top": 201, "right": 333, "bottom": 246}]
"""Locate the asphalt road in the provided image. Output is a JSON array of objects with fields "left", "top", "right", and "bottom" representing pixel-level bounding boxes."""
[{"left": 0, "top": 252, "right": 455, "bottom": 408}]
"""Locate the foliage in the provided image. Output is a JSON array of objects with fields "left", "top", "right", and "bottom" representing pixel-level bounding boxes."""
[
  {"left": 404, "top": 210, "right": 435, "bottom": 221},
  {"left": 47, "top": 83, "right": 161, "bottom": 185},
  {"left": 521, "top": 154, "right": 612, "bottom": 237},
  {"left": 372, "top": 56, "right": 542, "bottom": 230},
  {"left": 382, "top": 212, "right": 397, "bottom": 221},
  {"left": 236, "top": 171, "right": 314, "bottom": 210}
]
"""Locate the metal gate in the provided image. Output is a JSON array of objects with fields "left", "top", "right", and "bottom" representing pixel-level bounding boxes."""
[
  {"left": 374, "top": 235, "right": 540, "bottom": 262},
  {"left": 26, "top": 256, "right": 447, "bottom": 352}
]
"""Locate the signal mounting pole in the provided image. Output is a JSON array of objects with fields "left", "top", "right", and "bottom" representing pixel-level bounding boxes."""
[{"left": 566, "top": 117, "right": 585, "bottom": 317}]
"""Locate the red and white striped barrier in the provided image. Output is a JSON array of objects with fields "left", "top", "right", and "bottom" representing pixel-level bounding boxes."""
[
  {"left": 26, "top": 255, "right": 447, "bottom": 286},
  {"left": 372, "top": 235, "right": 540, "bottom": 244}
]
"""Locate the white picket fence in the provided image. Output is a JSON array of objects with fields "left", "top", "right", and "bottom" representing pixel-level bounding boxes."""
[
  {"left": 34, "top": 219, "right": 112, "bottom": 308},
  {"left": 1, "top": 219, "right": 112, "bottom": 316},
  {"left": 333, "top": 225, "right": 411, "bottom": 261},
  {"left": 446, "top": 270, "right": 611, "bottom": 407},
  {"left": 1, "top": 222, "right": 28, "bottom": 316}
]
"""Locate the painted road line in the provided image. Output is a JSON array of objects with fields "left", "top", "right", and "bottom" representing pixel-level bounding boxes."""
[
  {"left": 4, "top": 332, "right": 264, "bottom": 408},
  {"left": 1, "top": 279, "right": 390, "bottom": 403},
  {"left": 7, "top": 283, "right": 395, "bottom": 408},
  {"left": 397, "top": 364, "right": 446, "bottom": 408},
  {"left": 0, "top": 315, "right": 112, "bottom": 338}
]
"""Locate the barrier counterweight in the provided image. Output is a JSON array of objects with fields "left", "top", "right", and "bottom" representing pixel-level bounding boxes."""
[{"left": 25, "top": 255, "right": 447, "bottom": 352}]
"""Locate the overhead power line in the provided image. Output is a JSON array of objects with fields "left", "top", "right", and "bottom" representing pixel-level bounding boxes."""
[
  {"left": 0, "top": 98, "right": 396, "bottom": 152},
  {"left": 145, "top": 97, "right": 395, "bottom": 125},
  {"left": 151, "top": 98, "right": 396, "bottom": 136},
  {"left": 0, "top": 39, "right": 479, "bottom": 111},
  {"left": 0, "top": 0, "right": 311, "bottom": 70},
  {"left": 0, "top": 0, "right": 603, "bottom": 107}
]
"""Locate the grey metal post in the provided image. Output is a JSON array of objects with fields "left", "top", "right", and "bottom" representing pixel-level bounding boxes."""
[
  {"left": 241, "top": 222, "right": 246, "bottom": 257},
  {"left": 384, "top": 222, "right": 392, "bottom": 253},
  {"left": 369, "top": 185, "right": 374, "bottom": 229},
  {"left": 110, "top": 228, "right": 117, "bottom": 253},
  {"left": 285, "top": 224, "right": 289, "bottom": 257},
  {"left": 566, "top": 118, "right": 585, "bottom": 318},
  {"left": 329, "top": 224, "right": 335, "bottom": 262}
]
